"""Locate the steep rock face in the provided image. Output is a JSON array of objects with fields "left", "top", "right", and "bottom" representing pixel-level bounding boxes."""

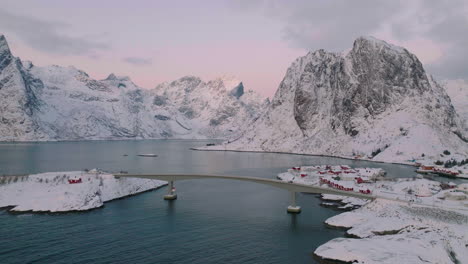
[
  {"left": 153, "top": 75, "right": 268, "bottom": 139},
  {"left": 443, "top": 79, "right": 468, "bottom": 130},
  {"left": 21, "top": 65, "right": 182, "bottom": 140},
  {"left": 0, "top": 35, "right": 46, "bottom": 141},
  {"left": 220, "top": 37, "right": 467, "bottom": 163}
]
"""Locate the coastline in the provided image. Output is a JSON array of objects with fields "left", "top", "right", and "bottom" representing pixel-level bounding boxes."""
[
  {"left": 0, "top": 184, "right": 167, "bottom": 215},
  {"left": 0, "top": 171, "right": 168, "bottom": 213},
  {"left": 190, "top": 147, "right": 418, "bottom": 167},
  {"left": 0, "top": 137, "right": 222, "bottom": 144}
]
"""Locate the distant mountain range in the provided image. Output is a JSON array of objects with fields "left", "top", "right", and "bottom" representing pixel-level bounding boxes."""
[
  {"left": 209, "top": 37, "right": 468, "bottom": 164},
  {"left": 1, "top": 34, "right": 466, "bottom": 164},
  {"left": 0, "top": 34, "right": 267, "bottom": 141}
]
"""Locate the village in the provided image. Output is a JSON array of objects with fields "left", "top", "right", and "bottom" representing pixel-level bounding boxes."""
[
  {"left": 278, "top": 165, "right": 468, "bottom": 210},
  {"left": 277, "top": 164, "right": 468, "bottom": 263},
  {"left": 416, "top": 164, "right": 468, "bottom": 179}
]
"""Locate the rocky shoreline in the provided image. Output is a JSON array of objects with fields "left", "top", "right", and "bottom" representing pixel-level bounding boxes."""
[{"left": 313, "top": 197, "right": 468, "bottom": 264}]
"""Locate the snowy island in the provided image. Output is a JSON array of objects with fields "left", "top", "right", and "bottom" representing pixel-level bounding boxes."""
[
  {"left": 279, "top": 165, "right": 468, "bottom": 264},
  {"left": 0, "top": 169, "right": 166, "bottom": 212}
]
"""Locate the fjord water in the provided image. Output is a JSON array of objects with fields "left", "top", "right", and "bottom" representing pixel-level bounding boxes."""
[{"left": 0, "top": 140, "right": 415, "bottom": 264}]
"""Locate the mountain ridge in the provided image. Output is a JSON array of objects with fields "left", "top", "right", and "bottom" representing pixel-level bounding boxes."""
[
  {"left": 0, "top": 34, "right": 267, "bottom": 141},
  {"left": 208, "top": 36, "right": 468, "bottom": 164}
]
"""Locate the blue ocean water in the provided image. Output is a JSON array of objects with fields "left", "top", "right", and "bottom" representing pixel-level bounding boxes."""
[{"left": 0, "top": 140, "right": 416, "bottom": 263}]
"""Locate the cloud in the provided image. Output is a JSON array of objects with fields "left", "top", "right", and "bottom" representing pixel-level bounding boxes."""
[
  {"left": 234, "top": 0, "right": 468, "bottom": 80},
  {"left": 122, "top": 57, "right": 152, "bottom": 66},
  {"left": 0, "top": 9, "right": 108, "bottom": 56},
  {"left": 233, "top": 0, "right": 402, "bottom": 50}
]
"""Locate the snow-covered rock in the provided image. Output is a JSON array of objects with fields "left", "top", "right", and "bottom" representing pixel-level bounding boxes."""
[
  {"left": 0, "top": 35, "right": 266, "bottom": 141},
  {"left": 208, "top": 36, "right": 468, "bottom": 164},
  {"left": 0, "top": 171, "right": 166, "bottom": 212},
  {"left": 315, "top": 199, "right": 468, "bottom": 264},
  {"left": 0, "top": 35, "right": 46, "bottom": 141}
]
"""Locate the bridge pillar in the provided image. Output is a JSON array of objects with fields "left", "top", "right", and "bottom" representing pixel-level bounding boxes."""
[
  {"left": 287, "top": 191, "right": 301, "bottom": 213},
  {"left": 163, "top": 181, "right": 177, "bottom": 200}
]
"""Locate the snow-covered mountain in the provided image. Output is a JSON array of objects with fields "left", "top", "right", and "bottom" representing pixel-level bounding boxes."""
[
  {"left": 443, "top": 79, "right": 468, "bottom": 129},
  {"left": 0, "top": 35, "right": 266, "bottom": 141},
  {"left": 153, "top": 75, "right": 269, "bottom": 139},
  {"left": 0, "top": 35, "right": 46, "bottom": 141},
  {"left": 212, "top": 37, "right": 468, "bottom": 164}
]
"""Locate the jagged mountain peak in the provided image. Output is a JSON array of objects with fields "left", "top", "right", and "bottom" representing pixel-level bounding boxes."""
[
  {"left": 229, "top": 82, "right": 244, "bottom": 99},
  {"left": 104, "top": 73, "right": 131, "bottom": 82},
  {"left": 210, "top": 75, "right": 242, "bottom": 91},
  {"left": 100, "top": 73, "right": 137, "bottom": 90},
  {"left": 353, "top": 36, "right": 406, "bottom": 52},
  {"left": 169, "top": 75, "right": 202, "bottom": 87},
  {"left": 105, "top": 73, "right": 118, "bottom": 80},
  {"left": 0, "top": 34, "right": 9, "bottom": 51},
  {"left": 22, "top": 60, "right": 34, "bottom": 70},
  {"left": 0, "top": 35, "right": 46, "bottom": 141},
  {"left": 157, "top": 75, "right": 203, "bottom": 94},
  {"left": 159, "top": 75, "right": 244, "bottom": 95},
  {"left": 0, "top": 34, "right": 13, "bottom": 71}
]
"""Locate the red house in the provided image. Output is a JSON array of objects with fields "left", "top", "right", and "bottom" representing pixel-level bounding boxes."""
[{"left": 68, "top": 178, "right": 82, "bottom": 184}]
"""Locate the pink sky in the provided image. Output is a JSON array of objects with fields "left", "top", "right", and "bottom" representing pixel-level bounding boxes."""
[
  {"left": 1, "top": 0, "right": 465, "bottom": 98},
  {"left": 0, "top": 1, "right": 306, "bottom": 97}
]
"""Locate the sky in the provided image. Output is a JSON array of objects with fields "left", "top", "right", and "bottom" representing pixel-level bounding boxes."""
[{"left": 0, "top": 0, "right": 467, "bottom": 97}]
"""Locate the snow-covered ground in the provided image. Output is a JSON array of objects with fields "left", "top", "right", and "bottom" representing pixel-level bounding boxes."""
[
  {"left": 0, "top": 170, "right": 166, "bottom": 212},
  {"left": 315, "top": 199, "right": 468, "bottom": 264},
  {"left": 278, "top": 165, "right": 468, "bottom": 264}
]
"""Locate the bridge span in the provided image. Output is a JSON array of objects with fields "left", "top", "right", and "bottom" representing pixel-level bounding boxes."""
[{"left": 117, "top": 174, "right": 375, "bottom": 213}]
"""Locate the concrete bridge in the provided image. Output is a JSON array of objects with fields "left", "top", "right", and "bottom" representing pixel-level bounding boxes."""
[{"left": 117, "top": 174, "right": 376, "bottom": 213}]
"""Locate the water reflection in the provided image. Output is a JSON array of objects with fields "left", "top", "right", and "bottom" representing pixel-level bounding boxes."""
[
  {"left": 166, "top": 200, "right": 176, "bottom": 216},
  {"left": 289, "top": 214, "right": 298, "bottom": 230}
]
